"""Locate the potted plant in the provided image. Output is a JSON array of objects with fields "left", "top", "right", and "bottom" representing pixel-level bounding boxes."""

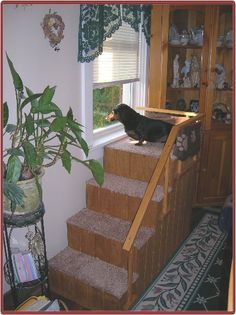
[{"left": 3, "top": 54, "right": 104, "bottom": 215}]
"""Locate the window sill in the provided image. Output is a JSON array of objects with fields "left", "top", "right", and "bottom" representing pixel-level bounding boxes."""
[{"left": 90, "top": 123, "right": 126, "bottom": 152}]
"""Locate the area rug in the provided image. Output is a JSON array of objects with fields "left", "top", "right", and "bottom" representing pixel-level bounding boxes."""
[
  {"left": 131, "top": 213, "right": 228, "bottom": 311},
  {"left": 187, "top": 238, "right": 230, "bottom": 311}
]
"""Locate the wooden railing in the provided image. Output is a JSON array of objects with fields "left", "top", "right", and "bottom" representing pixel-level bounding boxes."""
[{"left": 122, "top": 109, "right": 204, "bottom": 306}]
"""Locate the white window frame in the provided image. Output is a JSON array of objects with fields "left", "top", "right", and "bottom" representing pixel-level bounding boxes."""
[{"left": 78, "top": 30, "right": 149, "bottom": 150}]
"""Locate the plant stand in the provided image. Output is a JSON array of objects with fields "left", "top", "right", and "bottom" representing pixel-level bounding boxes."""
[{"left": 3, "top": 203, "right": 50, "bottom": 309}]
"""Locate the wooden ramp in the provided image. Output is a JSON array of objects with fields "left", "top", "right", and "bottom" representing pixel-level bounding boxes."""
[{"left": 49, "top": 111, "right": 202, "bottom": 310}]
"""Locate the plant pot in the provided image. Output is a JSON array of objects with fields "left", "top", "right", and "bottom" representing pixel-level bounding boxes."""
[{"left": 4, "top": 170, "right": 44, "bottom": 215}]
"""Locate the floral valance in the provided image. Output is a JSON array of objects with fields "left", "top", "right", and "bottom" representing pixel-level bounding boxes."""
[{"left": 78, "top": 4, "right": 152, "bottom": 63}]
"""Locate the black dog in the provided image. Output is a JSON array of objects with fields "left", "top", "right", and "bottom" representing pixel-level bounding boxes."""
[{"left": 106, "top": 103, "right": 173, "bottom": 145}]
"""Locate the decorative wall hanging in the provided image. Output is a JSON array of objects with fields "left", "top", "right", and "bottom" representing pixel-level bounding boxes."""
[
  {"left": 41, "top": 10, "right": 65, "bottom": 51},
  {"left": 78, "top": 4, "right": 152, "bottom": 63}
]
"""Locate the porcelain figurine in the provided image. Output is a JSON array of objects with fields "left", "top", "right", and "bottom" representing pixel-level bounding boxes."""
[
  {"left": 171, "top": 54, "right": 180, "bottom": 88},
  {"left": 169, "top": 24, "right": 180, "bottom": 44},
  {"left": 190, "top": 55, "right": 200, "bottom": 88},
  {"left": 181, "top": 60, "right": 191, "bottom": 87},
  {"left": 215, "top": 64, "right": 227, "bottom": 89}
]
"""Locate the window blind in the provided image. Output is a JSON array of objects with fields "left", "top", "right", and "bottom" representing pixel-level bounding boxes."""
[{"left": 93, "top": 22, "right": 141, "bottom": 87}]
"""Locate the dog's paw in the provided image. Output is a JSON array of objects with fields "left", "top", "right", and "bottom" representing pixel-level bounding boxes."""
[{"left": 135, "top": 141, "right": 143, "bottom": 146}]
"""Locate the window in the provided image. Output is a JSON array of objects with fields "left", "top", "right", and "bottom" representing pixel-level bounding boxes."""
[
  {"left": 79, "top": 22, "right": 148, "bottom": 147},
  {"left": 93, "top": 22, "right": 143, "bottom": 130}
]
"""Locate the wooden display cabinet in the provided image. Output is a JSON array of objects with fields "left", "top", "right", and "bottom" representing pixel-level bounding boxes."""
[
  {"left": 148, "top": 4, "right": 233, "bottom": 206},
  {"left": 166, "top": 7, "right": 204, "bottom": 112},
  {"left": 197, "top": 5, "right": 233, "bottom": 205}
]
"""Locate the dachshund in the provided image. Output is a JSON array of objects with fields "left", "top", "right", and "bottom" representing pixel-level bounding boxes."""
[{"left": 106, "top": 103, "right": 173, "bottom": 145}]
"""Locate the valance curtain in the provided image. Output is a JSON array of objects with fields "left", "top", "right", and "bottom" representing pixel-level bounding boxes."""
[{"left": 78, "top": 4, "right": 152, "bottom": 63}]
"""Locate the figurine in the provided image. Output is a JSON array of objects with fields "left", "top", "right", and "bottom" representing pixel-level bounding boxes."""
[
  {"left": 190, "top": 25, "right": 204, "bottom": 46},
  {"left": 190, "top": 100, "right": 199, "bottom": 112},
  {"left": 212, "top": 103, "right": 231, "bottom": 124},
  {"left": 171, "top": 54, "right": 180, "bottom": 88},
  {"left": 190, "top": 55, "right": 200, "bottom": 88},
  {"left": 169, "top": 24, "right": 180, "bottom": 44},
  {"left": 165, "top": 101, "right": 173, "bottom": 109},
  {"left": 215, "top": 64, "right": 227, "bottom": 89},
  {"left": 176, "top": 98, "right": 187, "bottom": 111},
  {"left": 225, "top": 30, "right": 233, "bottom": 48},
  {"left": 181, "top": 60, "right": 191, "bottom": 87},
  {"left": 180, "top": 29, "right": 190, "bottom": 46}
]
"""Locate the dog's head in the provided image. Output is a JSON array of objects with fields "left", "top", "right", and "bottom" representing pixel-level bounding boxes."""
[
  {"left": 106, "top": 104, "right": 136, "bottom": 123},
  {"left": 105, "top": 110, "right": 119, "bottom": 122}
]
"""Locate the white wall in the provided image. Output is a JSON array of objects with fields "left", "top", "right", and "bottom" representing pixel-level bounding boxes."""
[{"left": 3, "top": 3, "right": 101, "bottom": 292}]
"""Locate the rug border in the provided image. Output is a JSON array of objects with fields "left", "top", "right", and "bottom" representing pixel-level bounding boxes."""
[{"left": 179, "top": 225, "right": 227, "bottom": 310}]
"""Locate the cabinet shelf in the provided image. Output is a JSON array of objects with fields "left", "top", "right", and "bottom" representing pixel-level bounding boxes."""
[
  {"left": 167, "top": 87, "right": 200, "bottom": 91},
  {"left": 3, "top": 203, "right": 49, "bottom": 308},
  {"left": 4, "top": 259, "right": 47, "bottom": 289},
  {"left": 215, "top": 88, "right": 232, "bottom": 92},
  {"left": 168, "top": 44, "right": 203, "bottom": 49},
  {"left": 216, "top": 46, "right": 233, "bottom": 50}
]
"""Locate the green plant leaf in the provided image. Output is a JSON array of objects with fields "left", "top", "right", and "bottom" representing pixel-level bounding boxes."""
[
  {"left": 5, "top": 124, "right": 17, "bottom": 133},
  {"left": 30, "top": 86, "right": 57, "bottom": 114},
  {"left": 31, "top": 100, "right": 62, "bottom": 116},
  {"left": 6, "top": 155, "right": 22, "bottom": 183},
  {"left": 77, "top": 135, "right": 89, "bottom": 157},
  {"left": 6, "top": 53, "right": 23, "bottom": 91},
  {"left": 4, "top": 179, "right": 25, "bottom": 208},
  {"left": 50, "top": 102, "right": 62, "bottom": 116},
  {"left": 61, "top": 150, "right": 71, "bottom": 173},
  {"left": 25, "top": 113, "right": 34, "bottom": 136},
  {"left": 67, "top": 120, "right": 85, "bottom": 145},
  {"left": 25, "top": 86, "right": 39, "bottom": 109},
  {"left": 21, "top": 93, "right": 42, "bottom": 110},
  {"left": 39, "top": 86, "right": 56, "bottom": 108},
  {"left": 88, "top": 160, "right": 104, "bottom": 186},
  {"left": 67, "top": 107, "right": 74, "bottom": 121},
  {"left": 36, "top": 143, "right": 45, "bottom": 166},
  {"left": 35, "top": 118, "right": 51, "bottom": 128},
  {"left": 3, "top": 102, "right": 9, "bottom": 128},
  {"left": 60, "top": 131, "right": 76, "bottom": 143},
  {"left": 67, "top": 120, "right": 88, "bottom": 156},
  {"left": 6, "top": 148, "right": 25, "bottom": 157},
  {"left": 50, "top": 117, "right": 67, "bottom": 132},
  {"left": 67, "top": 119, "right": 83, "bottom": 130},
  {"left": 22, "top": 142, "right": 37, "bottom": 169}
]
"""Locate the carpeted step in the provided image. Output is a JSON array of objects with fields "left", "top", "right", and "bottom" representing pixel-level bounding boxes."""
[
  {"left": 104, "top": 137, "right": 163, "bottom": 182},
  {"left": 67, "top": 208, "right": 155, "bottom": 268},
  {"left": 86, "top": 172, "right": 171, "bottom": 227},
  {"left": 104, "top": 137, "right": 177, "bottom": 181},
  {"left": 49, "top": 247, "right": 139, "bottom": 310},
  {"left": 106, "top": 137, "right": 165, "bottom": 157}
]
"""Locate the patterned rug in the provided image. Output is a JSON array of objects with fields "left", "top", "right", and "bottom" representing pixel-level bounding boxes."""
[
  {"left": 132, "top": 213, "right": 228, "bottom": 311},
  {"left": 187, "top": 239, "right": 230, "bottom": 311}
]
